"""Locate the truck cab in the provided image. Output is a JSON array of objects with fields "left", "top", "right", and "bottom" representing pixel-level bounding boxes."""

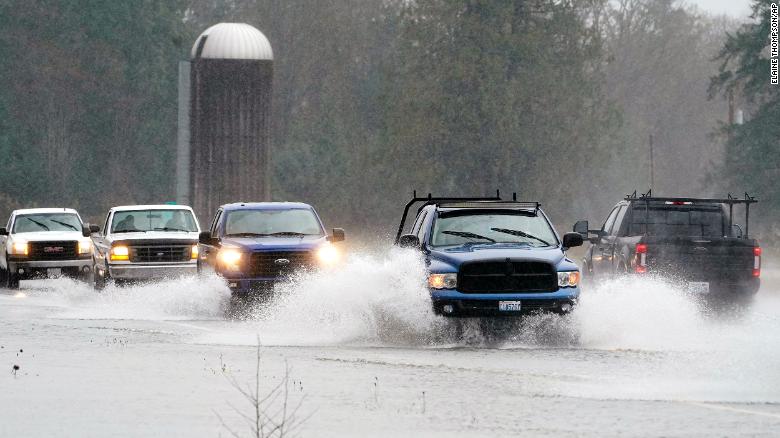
[
  {"left": 395, "top": 193, "right": 583, "bottom": 317},
  {"left": 198, "top": 202, "right": 345, "bottom": 293},
  {"left": 0, "top": 208, "right": 94, "bottom": 289},
  {"left": 91, "top": 205, "right": 201, "bottom": 288},
  {"left": 575, "top": 193, "right": 760, "bottom": 297}
]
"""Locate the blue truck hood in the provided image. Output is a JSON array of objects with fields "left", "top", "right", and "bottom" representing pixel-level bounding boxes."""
[
  {"left": 427, "top": 243, "right": 575, "bottom": 272},
  {"left": 221, "top": 235, "right": 327, "bottom": 251}
]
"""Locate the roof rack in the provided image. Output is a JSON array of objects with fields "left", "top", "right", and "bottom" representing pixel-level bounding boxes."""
[
  {"left": 394, "top": 190, "right": 541, "bottom": 243},
  {"left": 623, "top": 191, "right": 758, "bottom": 238},
  {"left": 438, "top": 201, "right": 541, "bottom": 210},
  {"left": 624, "top": 190, "right": 757, "bottom": 206}
]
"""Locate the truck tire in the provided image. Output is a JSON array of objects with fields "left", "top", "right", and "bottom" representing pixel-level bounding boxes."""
[
  {"left": 6, "top": 268, "right": 20, "bottom": 289},
  {"left": 94, "top": 260, "right": 109, "bottom": 291},
  {"left": 618, "top": 259, "right": 630, "bottom": 276},
  {"left": 77, "top": 268, "right": 92, "bottom": 283},
  {"left": 3, "top": 254, "right": 19, "bottom": 289}
]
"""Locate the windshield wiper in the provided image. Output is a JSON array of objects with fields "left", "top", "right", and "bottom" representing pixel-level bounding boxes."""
[
  {"left": 442, "top": 230, "right": 495, "bottom": 242},
  {"left": 490, "top": 228, "right": 550, "bottom": 246},
  {"left": 50, "top": 219, "right": 78, "bottom": 231},
  {"left": 154, "top": 227, "right": 190, "bottom": 232},
  {"left": 24, "top": 218, "right": 50, "bottom": 230},
  {"left": 113, "top": 229, "right": 146, "bottom": 233},
  {"left": 269, "top": 231, "right": 310, "bottom": 236},
  {"left": 225, "top": 232, "right": 271, "bottom": 237}
]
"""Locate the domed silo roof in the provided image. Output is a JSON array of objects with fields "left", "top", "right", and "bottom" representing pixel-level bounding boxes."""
[{"left": 191, "top": 23, "right": 273, "bottom": 60}]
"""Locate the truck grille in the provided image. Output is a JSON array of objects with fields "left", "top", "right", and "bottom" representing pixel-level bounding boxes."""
[
  {"left": 130, "top": 245, "right": 192, "bottom": 263},
  {"left": 29, "top": 241, "right": 79, "bottom": 260},
  {"left": 458, "top": 260, "right": 557, "bottom": 293},
  {"left": 247, "top": 251, "right": 314, "bottom": 278}
]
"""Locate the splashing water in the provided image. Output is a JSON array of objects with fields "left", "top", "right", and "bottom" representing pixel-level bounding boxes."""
[
  {"left": 205, "top": 248, "right": 442, "bottom": 346},
  {"left": 574, "top": 276, "right": 706, "bottom": 350},
  {"left": 12, "top": 251, "right": 780, "bottom": 364},
  {"left": 23, "top": 274, "right": 231, "bottom": 320}
]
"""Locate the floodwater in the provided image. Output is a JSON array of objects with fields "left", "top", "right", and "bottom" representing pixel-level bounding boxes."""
[{"left": 2, "top": 249, "right": 779, "bottom": 437}]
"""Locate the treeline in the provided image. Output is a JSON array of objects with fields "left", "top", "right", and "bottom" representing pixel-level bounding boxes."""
[{"left": 3, "top": 0, "right": 771, "bottom": 241}]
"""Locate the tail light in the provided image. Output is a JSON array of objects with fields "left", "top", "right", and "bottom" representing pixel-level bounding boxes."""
[
  {"left": 635, "top": 243, "right": 648, "bottom": 273},
  {"left": 753, "top": 247, "right": 761, "bottom": 277}
]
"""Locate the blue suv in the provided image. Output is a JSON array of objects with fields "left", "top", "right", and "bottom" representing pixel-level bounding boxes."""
[
  {"left": 198, "top": 202, "right": 345, "bottom": 293},
  {"left": 396, "top": 193, "right": 583, "bottom": 316}
]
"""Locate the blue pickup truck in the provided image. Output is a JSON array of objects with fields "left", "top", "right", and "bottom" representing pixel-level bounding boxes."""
[
  {"left": 198, "top": 202, "right": 345, "bottom": 293},
  {"left": 396, "top": 193, "right": 583, "bottom": 317}
]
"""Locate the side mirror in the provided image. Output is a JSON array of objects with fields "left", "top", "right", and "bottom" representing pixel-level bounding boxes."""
[
  {"left": 199, "top": 231, "right": 214, "bottom": 245},
  {"left": 89, "top": 224, "right": 101, "bottom": 234},
  {"left": 0, "top": 227, "right": 7, "bottom": 236},
  {"left": 81, "top": 224, "right": 91, "bottom": 237},
  {"left": 562, "top": 232, "right": 584, "bottom": 250},
  {"left": 397, "top": 234, "right": 421, "bottom": 249},
  {"left": 588, "top": 230, "right": 607, "bottom": 244},
  {"left": 573, "top": 220, "right": 589, "bottom": 237},
  {"left": 328, "top": 228, "right": 345, "bottom": 243},
  {"left": 730, "top": 224, "right": 743, "bottom": 238}
]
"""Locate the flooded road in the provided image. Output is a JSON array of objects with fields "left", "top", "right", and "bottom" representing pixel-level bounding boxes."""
[{"left": 2, "top": 250, "right": 780, "bottom": 437}]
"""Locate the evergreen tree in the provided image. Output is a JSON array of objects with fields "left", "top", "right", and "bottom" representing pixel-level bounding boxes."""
[{"left": 710, "top": 0, "right": 780, "bottom": 237}]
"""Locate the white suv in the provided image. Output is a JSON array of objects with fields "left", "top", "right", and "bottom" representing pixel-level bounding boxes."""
[{"left": 0, "top": 208, "right": 94, "bottom": 289}]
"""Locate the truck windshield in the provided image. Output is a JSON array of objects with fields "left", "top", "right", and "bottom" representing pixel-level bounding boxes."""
[
  {"left": 111, "top": 210, "right": 198, "bottom": 233},
  {"left": 13, "top": 213, "right": 82, "bottom": 233},
  {"left": 430, "top": 211, "right": 557, "bottom": 247},
  {"left": 224, "top": 209, "right": 323, "bottom": 236},
  {"left": 629, "top": 205, "right": 724, "bottom": 237}
]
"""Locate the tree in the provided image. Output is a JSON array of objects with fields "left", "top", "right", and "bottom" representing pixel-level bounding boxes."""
[
  {"left": 710, "top": 0, "right": 780, "bottom": 239},
  {"left": 0, "top": 0, "right": 189, "bottom": 220},
  {"left": 382, "top": 0, "right": 615, "bottom": 224}
]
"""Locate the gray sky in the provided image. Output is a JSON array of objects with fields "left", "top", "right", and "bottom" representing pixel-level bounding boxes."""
[{"left": 685, "top": 0, "right": 751, "bottom": 18}]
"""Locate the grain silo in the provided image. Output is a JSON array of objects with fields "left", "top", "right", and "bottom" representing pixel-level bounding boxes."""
[{"left": 177, "top": 23, "right": 273, "bottom": 223}]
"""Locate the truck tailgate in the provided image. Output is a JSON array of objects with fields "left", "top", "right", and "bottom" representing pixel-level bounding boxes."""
[{"left": 641, "top": 236, "right": 757, "bottom": 281}]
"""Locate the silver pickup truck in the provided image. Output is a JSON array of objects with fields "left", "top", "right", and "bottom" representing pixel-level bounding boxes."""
[
  {"left": 0, "top": 208, "right": 94, "bottom": 289},
  {"left": 91, "top": 205, "right": 201, "bottom": 289}
]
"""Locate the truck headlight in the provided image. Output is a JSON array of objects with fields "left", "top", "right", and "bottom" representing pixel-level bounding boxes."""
[
  {"left": 191, "top": 245, "right": 199, "bottom": 260},
  {"left": 428, "top": 273, "right": 457, "bottom": 289},
  {"left": 218, "top": 248, "right": 242, "bottom": 268},
  {"left": 558, "top": 271, "right": 580, "bottom": 288},
  {"left": 78, "top": 239, "right": 92, "bottom": 255},
  {"left": 9, "top": 240, "right": 28, "bottom": 256},
  {"left": 110, "top": 245, "right": 130, "bottom": 261},
  {"left": 316, "top": 245, "right": 340, "bottom": 265}
]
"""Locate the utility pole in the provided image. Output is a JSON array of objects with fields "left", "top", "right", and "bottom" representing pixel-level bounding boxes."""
[
  {"left": 728, "top": 89, "right": 735, "bottom": 125},
  {"left": 649, "top": 133, "right": 655, "bottom": 191}
]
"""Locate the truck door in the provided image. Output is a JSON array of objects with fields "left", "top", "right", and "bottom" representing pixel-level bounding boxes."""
[
  {"left": 202, "top": 209, "right": 222, "bottom": 268},
  {"left": 93, "top": 211, "right": 113, "bottom": 262},
  {"left": 0, "top": 216, "right": 12, "bottom": 269},
  {"left": 592, "top": 206, "right": 620, "bottom": 277},
  {"left": 606, "top": 205, "right": 628, "bottom": 273}
]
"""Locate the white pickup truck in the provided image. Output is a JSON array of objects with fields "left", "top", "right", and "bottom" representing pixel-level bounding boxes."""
[
  {"left": 91, "top": 205, "right": 201, "bottom": 289},
  {"left": 0, "top": 208, "right": 94, "bottom": 289}
]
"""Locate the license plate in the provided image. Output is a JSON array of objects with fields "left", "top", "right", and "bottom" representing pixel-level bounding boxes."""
[
  {"left": 47, "top": 268, "right": 62, "bottom": 277},
  {"left": 498, "top": 301, "right": 522, "bottom": 312},
  {"left": 687, "top": 282, "right": 709, "bottom": 294}
]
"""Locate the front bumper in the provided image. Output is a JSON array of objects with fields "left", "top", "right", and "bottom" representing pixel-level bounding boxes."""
[
  {"left": 9, "top": 258, "right": 92, "bottom": 278},
  {"left": 430, "top": 287, "right": 580, "bottom": 317},
  {"left": 108, "top": 262, "right": 197, "bottom": 280},
  {"left": 222, "top": 277, "right": 280, "bottom": 294}
]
